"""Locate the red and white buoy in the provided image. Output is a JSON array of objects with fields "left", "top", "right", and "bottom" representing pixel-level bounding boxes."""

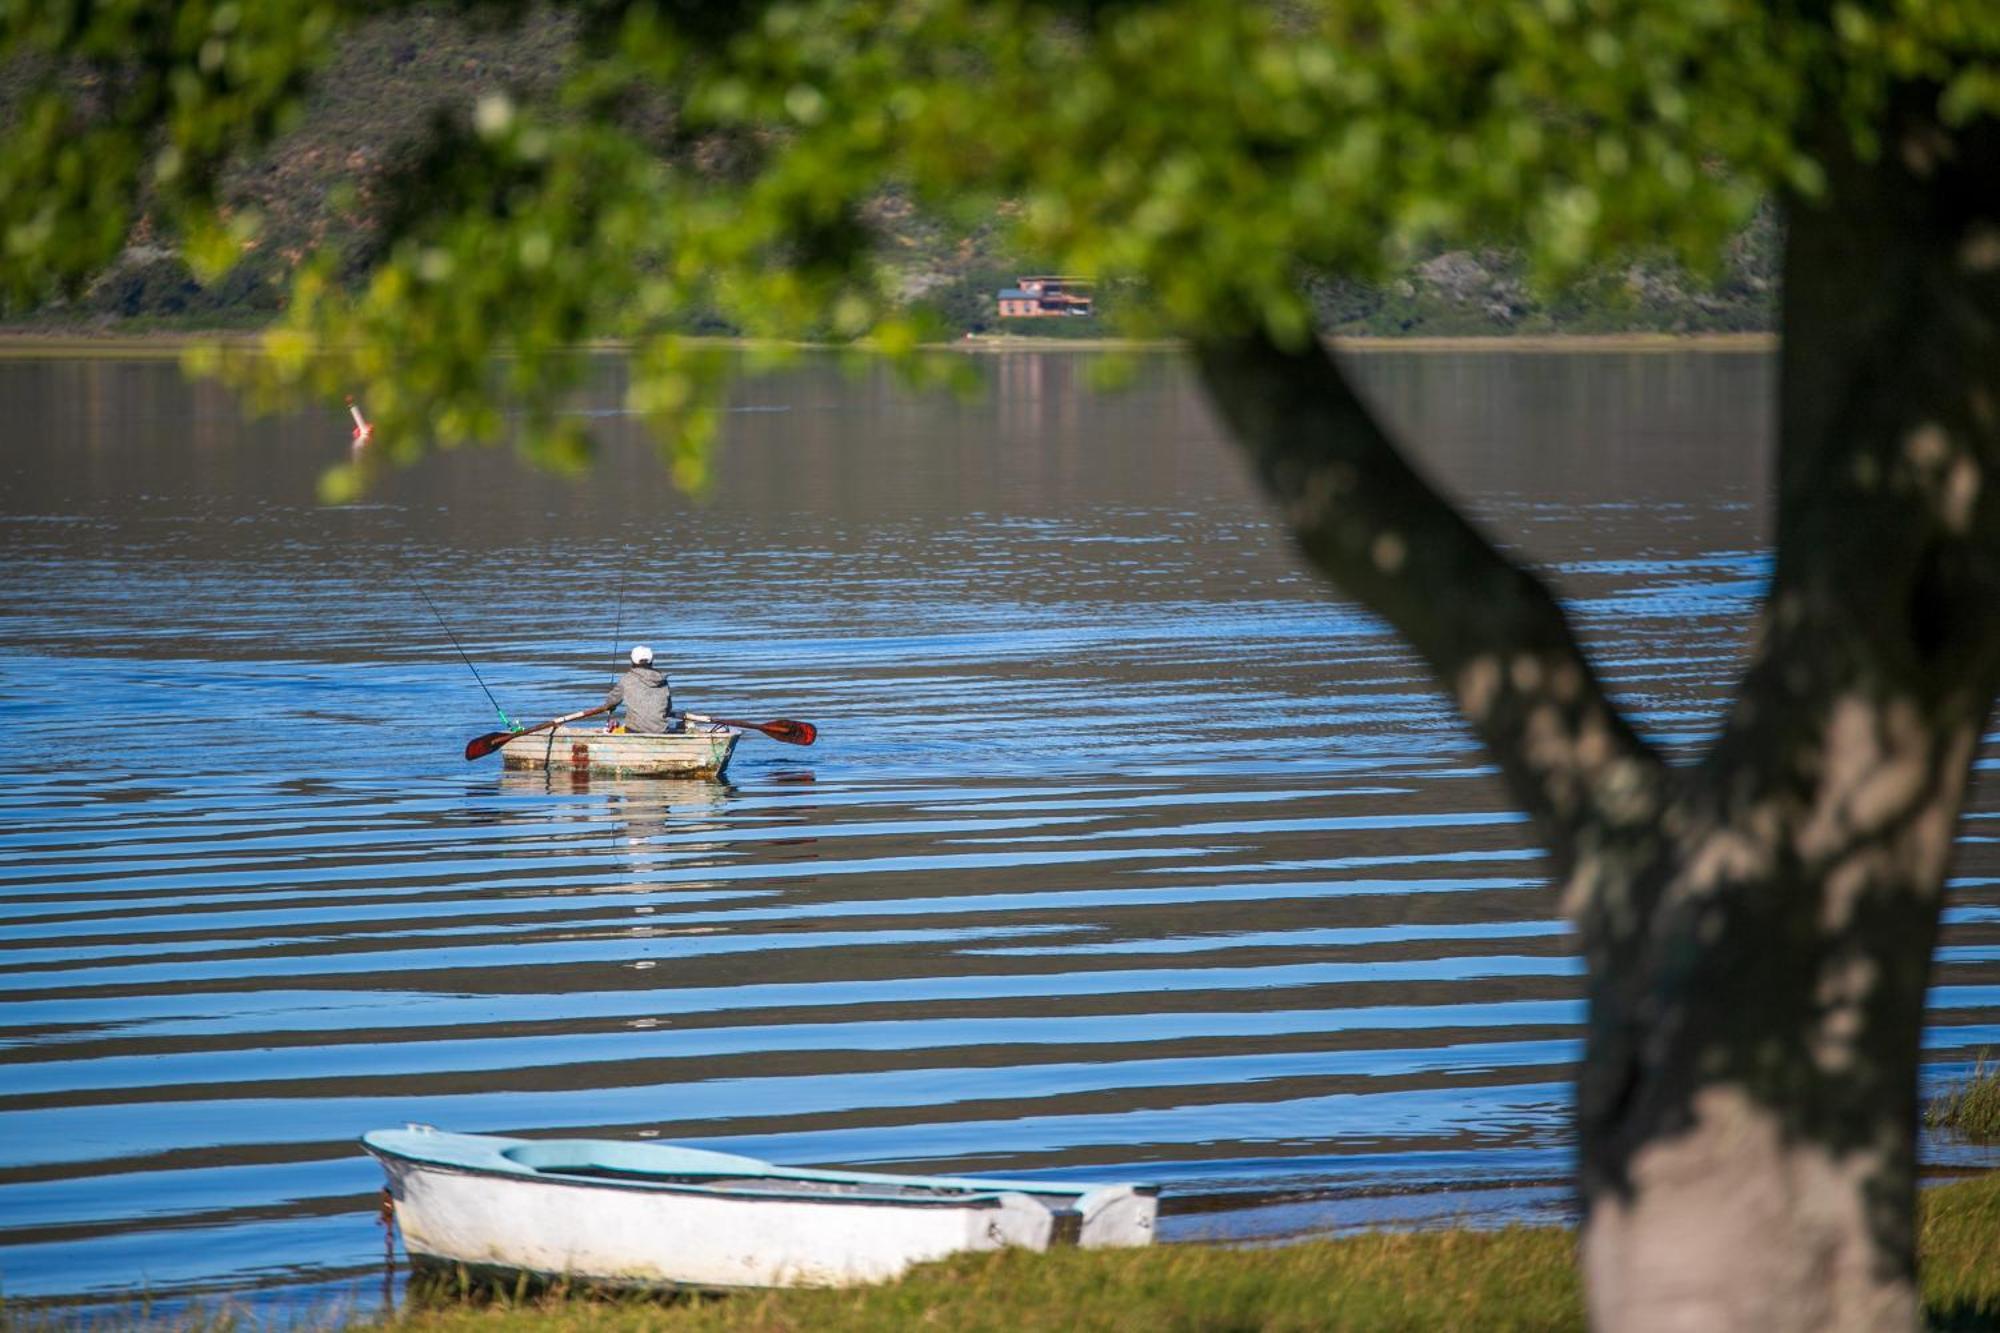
[{"left": 347, "top": 395, "right": 374, "bottom": 444}]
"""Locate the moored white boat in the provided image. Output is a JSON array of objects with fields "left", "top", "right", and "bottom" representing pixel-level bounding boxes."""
[
  {"left": 498, "top": 724, "right": 737, "bottom": 778},
  {"left": 363, "top": 1126, "right": 1156, "bottom": 1289}
]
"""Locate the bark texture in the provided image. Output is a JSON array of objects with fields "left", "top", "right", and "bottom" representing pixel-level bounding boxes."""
[{"left": 1193, "top": 91, "right": 2000, "bottom": 1333}]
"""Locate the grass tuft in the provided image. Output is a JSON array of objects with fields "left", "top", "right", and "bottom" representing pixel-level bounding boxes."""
[{"left": 1927, "top": 1053, "right": 2000, "bottom": 1140}]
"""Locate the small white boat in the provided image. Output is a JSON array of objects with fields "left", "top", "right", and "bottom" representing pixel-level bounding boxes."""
[
  {"left": 498, "top": 725, "right": 738, "bottom": 779},
  {"left": 363, "top": 1126, "right": 1156, "bottom": 1289}
]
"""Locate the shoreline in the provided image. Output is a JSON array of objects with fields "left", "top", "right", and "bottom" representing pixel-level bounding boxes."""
[
  {"left": 0, "top": 328, "right": 1778, "bottom": 360},
  {"left": 13, "top": 1171, "right": 1998, "bottom": 1329},
  {"left": 956, "top": 331, "right": 1776, "bottom": 353}
]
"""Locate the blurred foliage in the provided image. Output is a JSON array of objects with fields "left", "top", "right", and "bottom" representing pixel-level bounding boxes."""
[{"left": 5, "top": 0, "right": 1997, "bottom": 492}]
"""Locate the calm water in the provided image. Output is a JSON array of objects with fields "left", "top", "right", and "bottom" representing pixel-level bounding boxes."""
[{"left": 2, "top": 348, "right": 1996, "bottom": 1311}]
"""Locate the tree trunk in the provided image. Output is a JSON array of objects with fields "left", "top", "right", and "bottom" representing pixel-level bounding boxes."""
[
  {"left": 1573, "top": 96, "right": 2000, "bottom": 1332},
  {"left": 1194, "top": 90, "right": 2000, "bottom": 1333},
  {"left": 1575, "top": 718, "right": 1980, "bottom": 1331}
]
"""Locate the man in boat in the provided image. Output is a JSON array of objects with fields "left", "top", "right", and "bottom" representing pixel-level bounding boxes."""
[{"left": 606, "top": 645, "right": 683, "bottom": 734}]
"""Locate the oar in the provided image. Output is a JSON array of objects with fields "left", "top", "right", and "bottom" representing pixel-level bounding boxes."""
[
  {"left": 464, "top": 703, "right": 614, "bottom": 761},
  {"left": 682, "top": 712, "right": 818, "bottom": 746}
]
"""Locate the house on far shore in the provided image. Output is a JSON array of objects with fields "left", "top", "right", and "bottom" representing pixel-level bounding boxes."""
[{"left": 996, "top": 275, "right": 1094, "bottom": 318}]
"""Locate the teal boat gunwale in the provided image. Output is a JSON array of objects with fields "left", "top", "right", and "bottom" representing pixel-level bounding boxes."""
[{"left": 363, "top": 1127, "right": 1158, "bottom": 1212}]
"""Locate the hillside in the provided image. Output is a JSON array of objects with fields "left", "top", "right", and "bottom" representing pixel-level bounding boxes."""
[{"left": 6, "top": 6, "right": 1776, "bottom": 338}]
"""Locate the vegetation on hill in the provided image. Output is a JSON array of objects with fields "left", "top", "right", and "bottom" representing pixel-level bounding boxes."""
[
  {"left": 2, "top": 7, "right": 575, "bottom": 328},
  {"left": 3, "top": 7, "right": 1775, "bottom": 338}
]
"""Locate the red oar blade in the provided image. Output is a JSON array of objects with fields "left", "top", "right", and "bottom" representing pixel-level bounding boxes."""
[
  {"left": 464, "top": 731, "right": 512, "bottom": 761},
  {"left": 760, "top": 719, "right": 817, "bottom": 746},
  {"left": 705, "top": 717, "right": 817, "bottom": 746}
]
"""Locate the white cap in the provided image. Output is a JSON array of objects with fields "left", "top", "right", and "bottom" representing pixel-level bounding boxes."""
[{"left": 630, "top": 645, "right": 654, "bottom": 665}]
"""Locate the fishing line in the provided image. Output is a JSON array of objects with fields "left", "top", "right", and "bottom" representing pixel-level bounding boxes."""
[
  {"left": 609, "top": 571, "right": 626, "bottom": 673},
  {"left": 402, "top": 559, "right": 516, "bottom": 729},
  {"left": 606, "top": 572, "right": 629, "bottom": 847}
]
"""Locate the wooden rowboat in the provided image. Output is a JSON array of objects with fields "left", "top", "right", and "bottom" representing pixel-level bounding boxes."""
[
  {"left": 498, "top": 724, "right": 738, "bottom": 779},
  {"left": 363, "top": 1126, "right": 1157, "bottom": 1289}
]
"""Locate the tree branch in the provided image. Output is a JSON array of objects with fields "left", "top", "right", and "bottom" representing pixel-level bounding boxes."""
[
  {"left": 1192, "top": 331, "right": 1665, "bottom": 904},
  {"left": 1703, "top": 94, "right": 2000, "bottom": 821}
]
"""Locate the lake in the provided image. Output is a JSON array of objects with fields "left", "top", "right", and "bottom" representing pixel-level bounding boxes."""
[{"left": 1, "top": 346, "right": 1995, "bottom": 1312}]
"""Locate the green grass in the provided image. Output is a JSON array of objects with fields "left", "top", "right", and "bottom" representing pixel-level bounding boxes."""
[
  {"left": 391, "top": 1228, "right": 1581, "bottom": 1333},
  {"left": 1928, "top": 1055, "right": 2000, "bottom": 1141},
  {"left": 15, "top": 1176, "right": 2000, "bottom": 1332},
  {"left": 1923, "top": 1173, "right": 2000, "bottom": 1329}
]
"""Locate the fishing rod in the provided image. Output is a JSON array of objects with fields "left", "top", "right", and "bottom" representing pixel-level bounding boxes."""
[{"left": 401, "top": 559, "right": 518, "bottom": 731}]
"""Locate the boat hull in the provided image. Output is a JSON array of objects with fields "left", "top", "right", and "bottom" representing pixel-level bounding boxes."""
[
  {"left": 364, "top": 1128, "right": 1155, "bottom": 1290},
  {"left": 498, "top": 726, "right": 737, "bottom": 779}
]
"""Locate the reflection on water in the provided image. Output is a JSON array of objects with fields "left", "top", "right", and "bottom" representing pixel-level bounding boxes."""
[
  {"left": 495, "top": 773, "right": 741, "bottom": 880},
  {"left": 1, "top": 349, "right": 1996, "bottom": 1312}
]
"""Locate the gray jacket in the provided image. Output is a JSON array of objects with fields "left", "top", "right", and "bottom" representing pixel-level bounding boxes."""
[{"left": 605, "top": 665, "right": 679, "bottom": 734}]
